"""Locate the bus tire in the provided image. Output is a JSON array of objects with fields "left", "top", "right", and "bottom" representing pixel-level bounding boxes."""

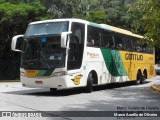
[
  {"left": 85, "top": 73, "right": 93, "bottom": 93},
  {"left": 140, "top": 74, "right": 146, "bottom": 84},
  {"left": 50, "top": 88, "right": 57, "bottom": 93},
  {"left": 135, "top": 71, "right": 141, "bottom": 85}
]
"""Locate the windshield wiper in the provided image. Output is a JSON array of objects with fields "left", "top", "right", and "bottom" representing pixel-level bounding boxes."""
[{"left": 40, "top": 51, "right": 50, "bottom": 69}]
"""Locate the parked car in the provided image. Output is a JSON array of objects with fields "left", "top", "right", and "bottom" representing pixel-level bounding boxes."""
[{"left": 155, "top": 64, "right": 160, "bottom": 75}]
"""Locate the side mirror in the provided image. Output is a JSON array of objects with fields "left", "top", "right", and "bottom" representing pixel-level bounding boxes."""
[
  {"left": 61, "top": 32, "right": 72, "bottom": 48},
  {"left": 11, "top": 35, "right": 24, "bottom": 52}
]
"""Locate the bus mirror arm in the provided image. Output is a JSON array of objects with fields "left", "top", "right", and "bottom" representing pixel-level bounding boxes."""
[
  {"left": 11, "top": 35, "right": 24, "bottom": 52},
  {"left": 61, "top": 32, "right": 72, "bottom": 49}
]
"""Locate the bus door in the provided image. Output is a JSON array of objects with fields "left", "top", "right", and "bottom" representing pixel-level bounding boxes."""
[{"left": 67, "top": 22, "right": 85, "bottom": 70}]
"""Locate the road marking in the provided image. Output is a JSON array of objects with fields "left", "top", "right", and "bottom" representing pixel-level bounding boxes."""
[{"left": 150, "top": 83, "right": 160, "bottom": 93}]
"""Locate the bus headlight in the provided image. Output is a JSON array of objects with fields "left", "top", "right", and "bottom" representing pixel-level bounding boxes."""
[
  {"left": 52, "top": 71, "right": 66, "bottom": 77},
  {"left": 20, "top": 71, "right": 26, "bottom": 77}
]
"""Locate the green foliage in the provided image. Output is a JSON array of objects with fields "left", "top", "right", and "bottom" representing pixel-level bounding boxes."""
[
  {"left": 132, "top": 0, "right": 160, "bottom": 47},
  {"left": 84, "top": 10, "right": 107, "bottom": 23},
  {"left": 0, "top": 0, "right": 46, "bottom": 79},
  {"left": 0, "top": 1, "right": 45, "bottom": 35},
  {"left": 103, "top": 0, "right": 135, "bottom": 30},
  {"left": 46, "top": 0, "right": 108, "bottom": 23},
  {"left": 0, "top": 1, "right": 45, "bottom": 57},
  {"left": 43, "top": 0, "right": 137, "bottom": 29}
]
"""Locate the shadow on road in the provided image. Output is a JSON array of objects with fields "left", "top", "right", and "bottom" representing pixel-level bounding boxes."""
[{"left": 3, "top": 81, "right": 150, "bottom": 97}]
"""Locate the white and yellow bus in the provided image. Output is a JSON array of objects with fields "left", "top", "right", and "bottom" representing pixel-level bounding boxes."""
[{"left": 11, "top": 18, "right": 155, "bottom": 93}]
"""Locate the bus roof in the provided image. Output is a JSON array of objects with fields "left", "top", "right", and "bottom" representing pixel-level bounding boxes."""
[
  {"left": 29, "top": 18, "right": 88, "bottom": 25},
  {"left": 100, "top": 24, "right": 143, "bottom": 39},
  {"left": 29, "top": 18, "right": 143, "bottom": 39}
]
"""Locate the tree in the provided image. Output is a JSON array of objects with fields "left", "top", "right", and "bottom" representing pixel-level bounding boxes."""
[
  {"left": 0, "top": 0, "right": 45, "bottom": 38},
  {"left": 0, "top": 0, "right": 46, "bottom": 79},
  {"left": 101, "top": 0, "right": 137, "bottom": 30},
  {"left": 46, "top": 0, "right": 107, "bottom": 23},
  {"left": 45, "top": 0, "right": 139, "bottom": 29},
  {"left": 132, "top": 0, "right": 160, "bottom": 47}
]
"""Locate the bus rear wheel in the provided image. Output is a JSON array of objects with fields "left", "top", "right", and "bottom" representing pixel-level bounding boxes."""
[
  {"left": 140, "top": 73, "right": 146, "bottom": 84},
  {"left": 85, "top": 73, "right": 93, "bottom": 93},
  {"left": 135, "top": 71, "right": 142, "bottom": 85}
]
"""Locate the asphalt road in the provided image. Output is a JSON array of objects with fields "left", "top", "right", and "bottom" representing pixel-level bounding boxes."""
[{"left": 0, "top": 76, "right": 160, "bottom": 120}]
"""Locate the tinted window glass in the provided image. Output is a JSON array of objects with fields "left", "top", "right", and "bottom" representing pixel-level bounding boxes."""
[
  {"left": 25, "top": 22, "right": 69, "bottom": 37},
  {"left": 87, "top": 26, "right": 101, "bottom": 47},
  {"left": 101, "top": 30, "right": 115, "bottom": 49},
  {"left": 67, "top": 22, "right": 85, "bottom": 70}
]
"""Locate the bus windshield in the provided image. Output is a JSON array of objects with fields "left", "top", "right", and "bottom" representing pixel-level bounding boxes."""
[
  {"left": 25, "top": 22, "right": 69, "bottom": 37},
  {"left": 21, "top": 36, "right": 66, "bottom": 70}
]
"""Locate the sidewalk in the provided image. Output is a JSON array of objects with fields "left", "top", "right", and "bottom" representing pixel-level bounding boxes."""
[
  {"left": 151, "top": 82, "right": 160, "bottom": 93},
  {"left": 0, "top": 80, "right": 20, "bottom": 82}
]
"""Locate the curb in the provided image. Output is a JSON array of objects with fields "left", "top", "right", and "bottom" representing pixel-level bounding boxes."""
[
  {"left": 0, "top": 80, "right": 20, "bottom": 82},
  {"left": 150, "top": 84, "right": 160, "bottom": 93}
]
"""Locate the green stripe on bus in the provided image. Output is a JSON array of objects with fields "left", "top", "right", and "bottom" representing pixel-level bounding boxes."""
[
  {"left": 44, "top": 70, "right": 54, "bottom": 76},
  {"left": 37, "top": 70, "right": 53, "bottom": 76},
  {"left": 101, "top": 48, "right": 127, "bottom": 76},
  {"left": 37, "top": 70, "right": 46, "bottom": 76}
]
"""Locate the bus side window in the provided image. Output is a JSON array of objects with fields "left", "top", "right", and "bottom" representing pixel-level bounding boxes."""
[
  {"left": 87, "top": 25, "right": 100, "bottom": 47},
  {"left": 108, "top": 36, "right": 115, "bottom": 48},
  {"left": 132, "top": 38, "right": 146, "bottom": 52},
  {"left": 132, "top": 39, "right": 139, "bottom": 52},
  {"left": 142, "top": 45, "right": 153, "bottom": 54},
  {"left": 114, "top": 34, "right": 125, "bottom": 50},
  {"left": 102, "top": 35, "right": 114, "bottom": 48},
  {"left": 87, "top": 38, "right": 94, "bottom": 47},
  {"left": 101, "top": 30, "right": 115, "bottom": 49},
  {"left": 124, "top": 37, "right": 132, "bottom": 51}
]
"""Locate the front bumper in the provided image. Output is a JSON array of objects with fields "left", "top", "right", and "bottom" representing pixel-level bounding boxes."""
[{"left": 21, "top": 75, "right": 76, "bottom": 89}]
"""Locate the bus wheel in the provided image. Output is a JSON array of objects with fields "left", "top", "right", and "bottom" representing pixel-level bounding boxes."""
[
  {"left": 85, "top": 73, "right": 93, "bottom": 93},
  {"left": 50, "top": 88, "right": 57, "bottom": 93},
  {"left": 135, "top": 71, "right": 142, "bottom": 85},
  {"left": 140, "top": 73, "right": 146, "bottom": 84}
]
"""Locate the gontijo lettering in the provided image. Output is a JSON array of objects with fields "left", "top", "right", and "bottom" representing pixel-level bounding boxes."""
[{"left": 125, "top": 53, "right": 143, "bottom": 61}]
